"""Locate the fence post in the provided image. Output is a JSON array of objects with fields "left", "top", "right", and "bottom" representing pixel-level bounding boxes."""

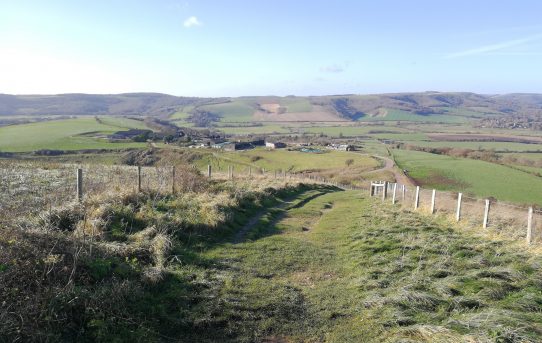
[
  {"left": 392, "top": 183, "right": 397, "bottom": 204},
  {"left": 456, "top": 193, "right": 463, "bottom": 222},
  {"left": 430, "top": 189, "right": 436, "bottom": 214},
  {"left": 414, "top": 186, "right": 420, "bottom": 210},
  {"left": 207, "top": 165, "right": 212, "bottom": 178},
  {"left": 527, "top": 206, "right": 534, "bottom": 244},
  {"left": 76, "top": 168, "right": 83, "bottom": 202},
  {"left": 172, "top": 166, "right": 176, "bottom": 193},
  {"left": 483, "top": 199, "right": 490, "bottom": 228},
  {"left": 370, "top": 182, "right": 375, "bottom": 197},
  {"left": 402, "top": 184, "right": 406, "bottom": 201},
  {"left": 382, "top": 181, "right": 388, "bottom": 201},
  {"left": 137, "top": 166, "right": 142, "bottom": 192}
]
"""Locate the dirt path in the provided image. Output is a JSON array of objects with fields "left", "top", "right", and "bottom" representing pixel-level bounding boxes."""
[
  {"left": 365, "top": 155, "right": 416, "bottom": 186},
  {"left": 233, "top": 191, "right": 328, "bottom": 244}
]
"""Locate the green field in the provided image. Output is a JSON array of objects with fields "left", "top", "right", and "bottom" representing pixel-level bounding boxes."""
[
  {"left": 192, "top": 148, "right": 379, "bottom": 173},
  {"left": 169, "top": 105, "right": 195, "bottom": 120},
  {"left": 393, "top": 149, "right": 542, "bottom": 204},
  {"left": 199, "top": 100, "right": 255, "bottom": 122},
  {"left": 0, "top": 117, "right": 149, "bottom": 152},
  {"left": 216, "top": 124, "right": 290, "bottom": 135},
  {"left": 279, "top": 97, "right": 312, "bottom": 112},
  {"left": 360, "top": 109, "right": 470, "bottom": 123},
  {"left": 299, "top": 125, "right": 408, "bottom": 137},
  {"left": 98, "top": 117, "right": 150, "bottom": 130},
  {"left": 406, "top": 140, "right": 542, "bottom": 152}
]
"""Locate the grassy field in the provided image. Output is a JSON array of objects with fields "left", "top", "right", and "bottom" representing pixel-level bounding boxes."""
[
  {"left": 406, "top": 140, "right": 542, "bottom": 152},
  {"left": 299, "top": 125, "right": 409, "bottom": 137},
  {"left": 360, "top": 109, "right": 470, "bottom": 123},
  {"left": 192, "top": 148, "right": 379, "bottom": 174},
  {"left": 199, "top": 100, "right": 255, "bottom": 122},
  {"left": 169, "top": 105, "right": 195, "bottom": 120},
  {"left": 279, "top": 97, "right": 312, "bottom": 112},
  {"left": 0, "top": 117, "right": 149, "bottom": 152},
  {"left": 393, "top": 149, "right": 542, "bottom": 204},
  {"left": 216, "top": 124, "right": 290, "bottom": 135}
]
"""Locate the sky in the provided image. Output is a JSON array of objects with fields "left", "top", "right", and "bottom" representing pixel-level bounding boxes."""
[{"left": 1, "top": 0, "right": 542, "bottom": 96}]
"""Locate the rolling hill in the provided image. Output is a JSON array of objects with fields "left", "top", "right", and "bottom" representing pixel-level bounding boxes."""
[{"left": 2, "top": 92, "right": 542, "bottom": 126}]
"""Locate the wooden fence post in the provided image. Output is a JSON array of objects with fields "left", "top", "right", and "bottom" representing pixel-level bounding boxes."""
[
  {"left": 430, "top": 189, "right": 436, "bottom": 214},
  {"left": 370, "top": 182, "right": 375, "bottom": 197},
  {"left": 76, "top": 168, "right": 83, "bottom": 202},
  {"left": 392, "top": 183, "right": 397, "bottom": 204},
  {"left": 137, "top": 166, "right": 142, "bottom": 192},
  {"left": 382, "top": 181, "right": 388, "bottom": 201},
  {"left": 172, "top": 166, "right": 176, "bottom": 193},
  {"left": 414, "top": 186, "right": 420, "bottom": 210},
  {"left": 207, "top": 165, "right": 212, "bottom": 178},
  {"left": 483, "top": 199, "right": 490, "bottom": 228},
  {"left": 527, "top": 206, "right": 534, "bottom": 244},
  {"left": 456, "top": 193, "right": 462, "bottom": 222}
]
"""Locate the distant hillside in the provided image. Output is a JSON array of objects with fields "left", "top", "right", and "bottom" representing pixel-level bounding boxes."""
[
  {"left": 3, "top": 92, "right": 542, "bottom": 126},
  {"left": 0, "top": 93, "right": 207, "bottom": 117}
]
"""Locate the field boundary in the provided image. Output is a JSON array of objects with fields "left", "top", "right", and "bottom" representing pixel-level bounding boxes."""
[{"left": 369, "top": 180, "right": 541, "bottom": 245}]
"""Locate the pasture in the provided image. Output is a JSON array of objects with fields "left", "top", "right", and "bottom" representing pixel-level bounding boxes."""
[
  {"left": 359, "top": 109, "right": 470, "bottom": 123},
  {"left": 198, "top": 100, "right": 255, "bottom": 122},
  {"left": 393, "top": 149, "right": 542, "bottom": 205},
  {"left": 0, "top": 117, "right": 149, "bottom": 152},
  {"left": 192, "top": 148, "right": 379, "bottom": 174},
  {"left": 405, "top": 140, "right": 542, "bottom": 152}
]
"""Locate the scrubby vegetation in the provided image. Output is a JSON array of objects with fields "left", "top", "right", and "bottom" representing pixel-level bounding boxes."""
[{"left": 0, "top": 165, "right": 314, "bottom": 342}]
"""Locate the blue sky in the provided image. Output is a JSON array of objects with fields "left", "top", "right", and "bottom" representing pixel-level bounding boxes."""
[{"left": 1, "top": 0, "right": 542, "bottom": 96}]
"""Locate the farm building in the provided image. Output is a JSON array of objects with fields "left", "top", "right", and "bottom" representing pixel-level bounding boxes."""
[
  {"left": 212, "top": 140, "right": 263, "bottom": 151},
  {"left": 327, "top": 143, "right": 355, "bottom": 151},
  {"left": 265, "top": 141, "right": 287, "bottom": 149}
]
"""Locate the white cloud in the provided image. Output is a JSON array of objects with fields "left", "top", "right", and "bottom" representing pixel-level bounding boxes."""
[
  {"left": 446, "top": 34, "right": 542, "bottom": 58},
  {"left": 320, "top": 64, "right": 344, "bottom": 73},
  {"left": 183, "top": 16, "right": 202, "bottom": 28}
]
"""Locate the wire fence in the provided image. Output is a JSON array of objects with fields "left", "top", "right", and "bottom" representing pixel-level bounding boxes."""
[
  {"left": 370, "top": 181, "right": 541, "bottom": 244},
  {"left": 0, "top": 161, "right": 361, "bottom": 228},
  {"left": 11, "top": 160, "right": 533, "bottom": 247}
]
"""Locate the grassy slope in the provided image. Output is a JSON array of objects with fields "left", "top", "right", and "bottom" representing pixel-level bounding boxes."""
[
  {"left": 393, "top": 149, "right": 542, "bottom": 204},
  {"left": 360, "top": 109, "right": 470, "bottom": 123},
  {"left": 0, "top": 117, "right": 149, "bottom": 152},
  {"left": 193, "top": 148, "right": 379, "bottom": 173},
  {"left": 98, "top": 117, "right": 151, "bottom": 130},
  {"left": 279, "top": 97, "right": 312, "bottom": 112},
  {"left": 198, "top": 190, "right": 542, "bottom": 342},
  {"left": 199, "top": 101, "right": 255, "bottom": 123}
]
